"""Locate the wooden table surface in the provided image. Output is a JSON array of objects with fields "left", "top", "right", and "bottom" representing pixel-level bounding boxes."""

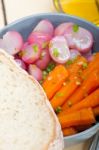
[{"left": 0, "top": 0, "right": 92, "bottom": 149}]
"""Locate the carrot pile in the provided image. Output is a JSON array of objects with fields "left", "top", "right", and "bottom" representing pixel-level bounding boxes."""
[{"left": 42, "top": 53, "right": 99, "bottom": 136}]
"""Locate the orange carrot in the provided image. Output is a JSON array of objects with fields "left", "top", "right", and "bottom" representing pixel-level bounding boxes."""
[
  {"left": 60, "top": 89, "right": 99, "bottom": 116},
  {"left": 58, "top": 108, "right": 96, "bottom": 128},
  {"left": 62, "top": 127, "right": 77, "bottom": 136},
  {"left": 50, "top": 56, "right": 87, "bottom": 109},
  {"left": 62, "top": 70, "right": 99, "bottom": 109},
  {"left": 93, "top": 106, "right": 99, "bottom": 116},
  {"left": 82, "top": 53, "right": 99, "bottom": 79},
  {"left": 66, "top": 56, "right": 87, "bottom": 76},
  {"left": 42, "top": 65, "right": 68, "bottom": 99},
  {"left": 50, "top": 76, "right": 81, "bottom": 110}
]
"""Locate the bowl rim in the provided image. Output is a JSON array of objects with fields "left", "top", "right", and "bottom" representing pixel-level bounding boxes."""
[
  {"left": 64, "top": 123, "right": 99, "bottom": 140},
  {"left": 0, "top": 13, "right": 99, "bottom": 32},
  {"left": 0, "top": 12, "right": 99, "bottom": 139}
]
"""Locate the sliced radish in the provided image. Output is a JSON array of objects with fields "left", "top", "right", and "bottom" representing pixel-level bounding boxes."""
[
  {"left": 35, "top": 49, "right": 51, "bottom": 70},
  {"left": 70, "top": 49, "right": 81, "bottom": 60},
  {"left": 54, "top": 22, "right": 73, "bottom": 36},
  {"left": 28, "top": 64, "right": 42, "bottom": 81},
  {"left": 3, "top": 31, "right": 24, "bottom": 55},
  {"left": 33, "top": 19, "right": 54, "bottom": 37},
  {"left": 22, "top": 42, "right": 29, "bottom": 50},
  {"left": 49, "top": 36, "right": 70, "bottom": 64},
  {"left": 64, "top": 24, "right": 93, "bottom": 53},
  {"left": 22, "top": 44, "right": 41, "bottom": 64},
  {"left": 28, "top": 32, "right": 51, "bottom": 49},
  {"left": 15, "top": 58, "right": 26, "bottom": 70}
]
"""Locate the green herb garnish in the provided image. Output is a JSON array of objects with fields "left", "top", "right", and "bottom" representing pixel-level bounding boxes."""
[
  {"left": 46, "top": 62, "right": 56, "bottom": 73},
  {"left": 53, "top": 48, "right": 59, "bottom": 57},
  {"left": 55, "top": 107, "right": 62, "bottom": 114},
  {"left": 82, "top": 62, "right": 88, "bottom": 69},
  {"left": 55, "top": 92, "right": 64, "bottom": 98},
  {"left": 42, "top": 71, "right": 48, "bottom": 80},
  {"left": 73, "top": 24, "right": 79, "bottom": 32},
  {"left": 33, "top": 44, "right": 38, "bottom": 52},
  {"left": 66, "top": 60, "right": 73, "bottom": 66}
]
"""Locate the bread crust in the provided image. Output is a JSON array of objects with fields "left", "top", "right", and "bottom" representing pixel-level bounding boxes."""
[{"left": 0, "top": 49, "right": 64, "bottom": 150}]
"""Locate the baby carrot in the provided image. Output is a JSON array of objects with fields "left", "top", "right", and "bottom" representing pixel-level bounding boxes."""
[
  {"left": 50, "top": 76, "right": 81, "bottom": 110},
  {"left": 82, "top": 53, "right": 99, "bottom": 79},
  {"left": 58, "top": 108, "right": 96, "bottom": 129},
  {"left": 50, "top": 56, "right": 87, "bottom": 109},
  {"left": 62, "top": 127, "right": 77, "bottom": 136},
  {"left": 62, "top": 70, "right": 99, "bottom": 109},
  {"left": 60, "top": 89, "right": 99, "bottom": 116},
  {"left": 42, "top": 65, "right": 68, "bottom": 99}
]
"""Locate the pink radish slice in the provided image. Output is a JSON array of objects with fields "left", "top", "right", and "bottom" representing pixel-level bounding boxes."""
[
  {"left": 35, "top": 49, "right": 51, "bottom": 70},
  {"left": 64, "top": 24, "right": 93, "bottom": 53},
  {"left": 70, "top": 49, "right": 81, "bottom": 60},
  {"left": 28, "top": 32, "right": 51, "bottom": 49},
  {"left": 22, "top": 42, "right": 29, "bottom": 50},
  {"left": 49, "top": 36, "right": 70, "bottom": 64},
  {"left": 22, "top": 44, "right": 41, "bottom": 64},
  {"left": 54, "top": 22, "right": 73, "bottom": 36},
  {"left": 15, "top": 59, "right": 26, "bottom": 70},
  {"left": 33, "top": 19, "right": 54, "bottom": 37},
  {"left": 3, "top": 31, "right": 24, "bottom": 55},
  {"left": 28, "top": 64, "right": 42, "bottom": 81}
]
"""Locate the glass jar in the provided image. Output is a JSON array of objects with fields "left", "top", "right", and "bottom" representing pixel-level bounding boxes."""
[{"left": 53, "top": 0, "right": 99, "bottom": 26}]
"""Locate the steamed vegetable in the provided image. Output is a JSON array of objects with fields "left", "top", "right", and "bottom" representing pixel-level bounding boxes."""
[
  {"left": 28, "top": 64, "right": 42, "bottom": 81},
  {"left": 69, "top": 49, "right": 81, "bottom": 60},
  {"left": 62, "top": 127, "right": 77, "bottom": 136},
  {"left": 42, "top": 65, "right": 69, "bottom": 99},
  {"left": 51, "top": 76, "right": 81, "bottom": 110},
  {"left": 3, "top": 31, "right": 23, "bottom": 55},
  {"left": 33, "top": 19, "right": 54, "bottom": 37},
  {"left": 60, "top": 89, "right": 99, "bottom": 116},
  {"left": 54, "top": 22, "right": 73, "bottom": 36},
  {"left": 62, "top": 69, "right": 99, "bottom": 109},
  {"left": 35, "top": 49, "right": 51, "bottom": 70},
  {"left": 64, "top": 24, "right": 93, "bottom": 53},
  {"left": 58, "top": 108, "right": 96, "bottom": 128},
  {"left": 28, "top": 32, "right": 51, "bottom": 48},
  {"left": 49, "top": 36, "right": 70, "bottom": 64},
  {"left": 22, "top": 44, "right": 41, "bottom": 64}
]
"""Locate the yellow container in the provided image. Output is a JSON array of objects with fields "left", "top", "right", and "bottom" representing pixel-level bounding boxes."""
[{"left": 53, "top": 0, "right": 99, "bottom": 26}]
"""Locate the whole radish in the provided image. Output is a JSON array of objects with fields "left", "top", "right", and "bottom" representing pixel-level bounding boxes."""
[
  {"left": 28, "top": 32, "right": 51, "bottom": 49},
  {"left": 3, "top": 31, "right": 24, "bottom": 55},
  {"left": 35, "top": 49, "right": 51, "bottom": 70},
  {"left": 54, "top": 22, "right": 73, "bottom": 36},
  {"left": 22, "top": 43, "right": 41, "bottom": 64},
  {"left": 64, "top": 24, "right": 93, "bottom": 53},
  {"left": 28, "top": 64, "right": 42, "bottom": 81},
  {"left": 33, "top": 19, "right": 54, "bottom": 37}
]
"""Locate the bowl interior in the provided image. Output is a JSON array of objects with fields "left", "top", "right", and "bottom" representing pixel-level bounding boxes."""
[{"left": 0, "top": 13, "right": 99, "bottom": 138}]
